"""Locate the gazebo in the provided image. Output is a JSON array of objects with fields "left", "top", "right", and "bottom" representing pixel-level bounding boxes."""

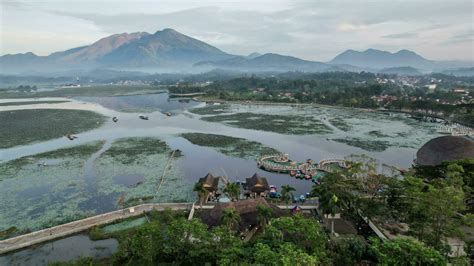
[{"left": 246, "top": 173, "right": 270, "bottom": 197}]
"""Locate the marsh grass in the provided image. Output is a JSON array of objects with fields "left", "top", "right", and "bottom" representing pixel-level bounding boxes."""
[
  {"left": 0, "top": 85, "right": 166, "bottom": 99},
  {"left": 189, "top": 104, "right": 230, "bottom": 115},
  {"left": 100, "top": 138, "right": 170, "bottom": 164},
  {"left": 201, "top": 112, "right": 332, "bottom": 135},
  {"left": 0, "top": 109, "right": 106, "bottom": 148},
  {"left": 0, "top": 100, "right": 69, "bottom": 106},
  {"left": 332, "top": 137, "right": 391, "bottom": 152},
  {"left": 181, "top": 133, "right": 279, "bottom": 160},
  {"left": 328, "top": 117, "right": 352, "bottom": 131}
]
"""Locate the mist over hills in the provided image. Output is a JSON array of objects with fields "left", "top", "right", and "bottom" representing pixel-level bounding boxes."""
[{"left": 1, "top": 28, "right": 472, "bottom": 76}]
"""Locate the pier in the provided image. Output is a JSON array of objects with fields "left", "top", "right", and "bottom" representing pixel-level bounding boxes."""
[{"left": 257, "top": 153, "right": 347, "bottom": 176}]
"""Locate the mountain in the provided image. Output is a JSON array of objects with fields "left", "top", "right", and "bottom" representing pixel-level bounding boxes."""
[
  {"left": 0, "top": 29, "right": 233, "bottom": 74},
  {"left": 378, "top": 66, "right": 422, "bottom": 76},
  {"left": 99, "top": 29, "right": 232, "bottom": 67},
  {"left": 441, "top": 67, "right": 474, "bottom": 77},
  {"left": 195, "top": 53, "right": 330, "bottom": 72},
  {"left": 330, "top": 49, "right": 434, "bottom": 70}
]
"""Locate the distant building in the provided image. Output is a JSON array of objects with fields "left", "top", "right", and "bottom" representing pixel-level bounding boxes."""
[
  {"left": 425, "top": 84, "right": 437, "bottom": 91},
  {"left": 415, "top": 136, "right": 474, "bottom": 166},
  {"left": 198, "top": 173, "right": 220, "bottom": 193}
]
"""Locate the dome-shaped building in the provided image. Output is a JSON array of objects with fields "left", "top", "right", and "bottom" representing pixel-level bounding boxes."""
[{"left": 415, "top": 136, "right": 474, "bottom": 166}]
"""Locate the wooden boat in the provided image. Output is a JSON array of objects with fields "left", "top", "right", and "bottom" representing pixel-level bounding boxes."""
[{"left": 139, "top": 115, "right": 149, "bottom": 120}]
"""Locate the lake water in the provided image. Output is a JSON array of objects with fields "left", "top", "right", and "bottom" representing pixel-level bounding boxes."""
[{"left": 0, "top": 92, "right": 442, "bottom": 262}]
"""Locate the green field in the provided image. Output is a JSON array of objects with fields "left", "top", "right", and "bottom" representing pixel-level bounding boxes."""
[
  {"left": 189, "top": 104, "right": 231, "bottom": 115},
  {"left": 0, "top": 109, "right": 106, "bottom": 148},
  {"left": 181, "top": 133, "right": 279, "bottom": 159},
  {"left": 0, "top": 85, "right": 166, "bottom": 99},
  {"left": 201, "top": 112, "right": 332, "bottom": 135}
]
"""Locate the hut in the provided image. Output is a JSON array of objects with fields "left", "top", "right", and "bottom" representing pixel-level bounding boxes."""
[
  {"left": 200, "top": 198, "right": 284, "bottom": 231},
  {"left": 198, "top": 173, "right": 221, "bottom": 202},
  {"left": 415, "top": 136, "right": 474, "bottom": 166},
  {"left": 246, "top": 173, "right": 270, "bottom": 197}
]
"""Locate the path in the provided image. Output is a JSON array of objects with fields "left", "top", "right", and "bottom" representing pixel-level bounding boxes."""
[
  {"left": 156, "top": 149, "right": 177, "bottom": 194},
  {"left": 0, "top": 203, "right": 193, "bottom": 255}
]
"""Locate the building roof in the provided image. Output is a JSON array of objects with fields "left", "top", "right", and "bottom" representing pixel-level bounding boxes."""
[
  {"left": 415, "top": 136, "right": 474, "bottom": 166},
  {"left": 200, "top": 198, "right": 284, "bottom": 230},
  {"left": 246, "top": 173, "right": 270, "bottom": 193},
  {"left": 198, "top": 173, "right": 220, "bottom": 192}
]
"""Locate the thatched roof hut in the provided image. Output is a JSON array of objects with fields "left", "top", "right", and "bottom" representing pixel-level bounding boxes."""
[
  {"left": 200, "top": 198, "right": 284, "bottom": 230},
  {"left": 198, "top": 173, "right": 220, "bottom": 192},
  {"left": 415, "top": 136, "right": 474, "bottom": 166},
  {"left": 246, "top": 173, "right": 269, "bottom": 194}
]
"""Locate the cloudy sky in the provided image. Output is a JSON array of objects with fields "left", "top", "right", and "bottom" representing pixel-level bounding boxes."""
[{"left": 1, "top": 0, "right": 473, "bottom": 61}]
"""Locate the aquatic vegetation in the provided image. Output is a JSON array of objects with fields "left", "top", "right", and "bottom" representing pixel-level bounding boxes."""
[
  {"left": 0, "top": 141, "right": 105, "bottom": 181},
  {"left": 0, "top": 109, "right": 106, "bottom": 148},
  {"left": 202, "top": 112, "right": 333, "bottom": 135},
  {"left": 0, "top": 85, "right": 166, "bottom": 99},
  {"left": 181, "top": 133, "right": 279, "bottom": 160},
  {"left": 101, "top": 217, "right": 147, "bottom": 233},
  {"left": 189, "top": 104, "right": 231, "bottom": 115},
  {"left": 0, "top": 100, "right": 69, "bottom": 106},
  {"left": 368, "top": 130, "right": 390, "bottom": 138},
  {"left": 332, "top": 137, "right": 391, "bottom": 152},
  {"left": 0, "top": 141, "right": 105, "bottom": 232},
  {"left": 328, "top": 117, "right": 352, "bottom": 131}
]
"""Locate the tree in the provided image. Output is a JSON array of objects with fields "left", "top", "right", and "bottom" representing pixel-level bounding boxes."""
[
  {"left": 115, "top": 221, "right": 163, "bottom": 264},
  {"left": 369, "top": 237, "right": 446, "bottom": 265},
  {"left": 280, "top": 184, "right": 295, "bottom": 209},
  {"left": 193, "top": 181, "right": 208, "bottom": 208},
  {"left": 221, "top": 208, "right": 241, "bottom": 231},
  {"left": 329, "top": 236, "right": 367, "bottom": 265},
  {"left": 223, "top": 182, "right": 240, "bottom": 201},
  {"left": 256, "top": 204, "right": 273, "bottom": 232}
]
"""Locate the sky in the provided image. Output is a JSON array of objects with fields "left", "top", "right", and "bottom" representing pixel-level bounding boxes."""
[{"left": 1, "top": 0, "right": 473, "bottom": 61}]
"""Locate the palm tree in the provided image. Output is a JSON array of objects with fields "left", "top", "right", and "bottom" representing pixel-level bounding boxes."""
[
  {"left": 193, "top": 181, "right": 208, "bottom": 209},
  {"left": 224, "top": 183, "right": 240, "bottom": 201},
  {"left": 256, "top": 204, "right": 273, "bottom": 232},
  {"left": 221, "top": 208, "right": 241, "bottom": 231},
  {"left": 281, "top": 185, "right": 296, "bottom": 209}
]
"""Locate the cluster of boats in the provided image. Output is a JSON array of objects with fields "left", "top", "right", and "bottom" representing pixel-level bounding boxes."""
[{"left": 268, "top": 185, "right": 310, "bottom": 203}]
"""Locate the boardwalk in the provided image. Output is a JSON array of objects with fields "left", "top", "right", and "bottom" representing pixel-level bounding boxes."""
[{"left": 0, "top": 203, "right": 193, "bottom": 255}]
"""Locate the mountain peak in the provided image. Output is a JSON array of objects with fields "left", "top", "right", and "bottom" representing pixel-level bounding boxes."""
[{"left": 330, "top": 48, "right": 431, "bottom": 69}]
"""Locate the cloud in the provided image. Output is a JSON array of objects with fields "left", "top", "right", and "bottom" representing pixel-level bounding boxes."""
[
  {"left": 1, "top": 0, "right": 473, "bottom": 61},
  {"left": 383, "top": 32, "right": 419, "bottom": 39}
]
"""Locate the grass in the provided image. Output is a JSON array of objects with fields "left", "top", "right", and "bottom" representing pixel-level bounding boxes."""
[
  {"left": 0, "top": 100, "right": 69, "bottom": 106},
  {"left": 201, "top": 112, "right": 333, "bottom": 135},
  {"left": 189, "top": 104, "right": 230, "bottom": 115},
  {"left": 0, "top": 85, "right": 166, "bottom": 99},
  {"left": 0, "top": 109, "right": 106, "bottom": 148},
  {"left": 181, "top": 133, "right": 279, "bottom": 160},
  {"left": 100, "top": 138, "right": 171, "bottom": 164},
  {"left": 332, "top": 137, "right": 391, "bottom": 152}
]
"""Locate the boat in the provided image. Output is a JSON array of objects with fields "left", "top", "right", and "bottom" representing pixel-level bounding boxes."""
[
  {"left": 112, "top": 117, "right": 118, "bottom": 122},
  {"left": 165, "top": 112, "right": 172, "bottom": 117},
  {"left": 139, "top": 115, "right": 149, "bottom": 120}
]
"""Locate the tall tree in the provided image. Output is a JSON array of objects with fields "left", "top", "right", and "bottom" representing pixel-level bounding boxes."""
[
  {"left": 256, "top": 204, "right": 273, "bottom": 232},
  {"left": 280, "top": 184, "right": 296, "bottom": 209},
  {"left": 193, "top": 181, "right": 208, "bottom": 208},
  {"left": 221, "top": 208, "right": 241, "bottom": 231},
  {"left": 223, "top": 182, "right": 240, "bottom": 201}
]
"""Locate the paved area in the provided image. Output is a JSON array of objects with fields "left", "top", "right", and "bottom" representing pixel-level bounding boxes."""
[{"left": 0, "top": 203, "right": 193, "bottom": 255}]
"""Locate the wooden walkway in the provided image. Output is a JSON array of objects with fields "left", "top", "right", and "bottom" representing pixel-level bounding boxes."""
[
  {"left": 0, "top": 202, "right": 319, "bottom": 255},
  {"left": 0, "top": 203, "right": 193, "bottom": 255}
]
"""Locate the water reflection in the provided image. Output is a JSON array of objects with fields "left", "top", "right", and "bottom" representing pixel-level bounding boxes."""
[{"left": 0, "top": 235, "right": 118, "bottom": 266}]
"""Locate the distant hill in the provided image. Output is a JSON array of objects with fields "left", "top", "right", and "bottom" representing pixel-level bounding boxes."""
[
  {"left": 378, "top": 66, "right": 422, "bottom": 76},
  {"left": 195, "top": 53, "right": 330, "bottom": 72},
  {"left": 330, "top": 49, "right": 434, "bottom": 70},
  {"left": 441, "top": 67, "right": 474, "bottom": 77}
]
